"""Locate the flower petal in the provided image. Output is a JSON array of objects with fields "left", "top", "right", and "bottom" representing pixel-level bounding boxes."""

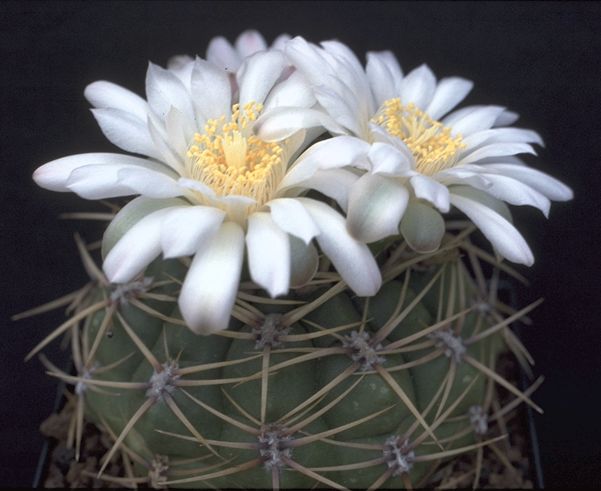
[
  {"left": 84, "top": 81, "right": 149, "bottom": 121},
  {"left": 458, "top": 142, "right": 536, "bottom": 166},
  {"left": 32, "top": 153, "right": 165, "bottom": 192},
  {"left": 91, "top": 108, "right": 161, "bottom": 160},
  {"left": 66, "top": 163, "right": 174, "bottom": 200},
  {"left": 116, "top": 167, "right": 183, "bottom": 199},
  {"left": 191, "top": 57, "right": 232, "bottom": 121},
  {"left": 347, "top": 173, "right": 409, "bottom": 243},
  {"left": 298, "top": 198, "right": 382, "bottom": 296},
  {"left": 278, "top": 136, "right": 369, "bottom": 189},
  {"left": 426, "top": 77, "right": 474, "bottom": 120},
  {"left": 254, "top": 106, "right": 344, "bottom": 141},
  {"left": 470, "top": 172, "right": 551, "bottom": 217},
  {"left": 366, "top": 51, "right": 403, "bottom": 106},
  {"left": 462, "top": 127, "right": 544, "bottom": 150},
  {"left": 237, "top": 50, "right": 286, "bottom": 107},
  {"left": 160, "top": 206, "right": 225, "bottom": 258},
  {"left": 410, "top": 174, "right": 450, "bottom": 212},
  {"left": 368, "top": 141, "right": 413, "bottom": 175},
  {"left": 264, "top": 71, "right": 315, "bottom": 111},
  {"left": 400, "top": 201, "right": 445, "bottom": 253},
  {"left": 267, "top": 198, "right": 319, "bottom": 244},
  {"left": 480, "top": 163, "right": 573, "bottom": 201},
  {"left": 246, "top": 212, "right": 291, "bottom": 297},
  {"left": 449, "top": 192, "right": 533, "bottom": 266},
  {"left": 103, "top": 207, "right": 174, "bottom": 283},
  {"left": 400, "top": 64, "right": 437, "bottom": 110},
  {"left": 235, "top": 30, "right": 268, "bottom": 58},
  {"left": 448, "top": 106, "right": 506, "bottom": 137},
  {"left": 145, "top": 62, "right": 195, "bottom": 121},
  {"left": 296, "top": 168, "right": 358, "bottom": 211},
  {"left": 206, "top": 36, "right": 241, "bottom": 72},
  {"left": 289, "top": 237, "right": 318, "bottom": 288},
  {"left": 179, "top": 222, "right": 245, "bottom": 334}
]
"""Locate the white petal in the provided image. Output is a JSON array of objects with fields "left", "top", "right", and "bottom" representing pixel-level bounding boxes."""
[
  {"left": 263, "top": 71, "right": 315, "bottom": 111},
  {"left": 246, "top": 212, "right": 290, "bottom": 297},
  {"left": 191, "top": 58, "right": 232, "bottom": 120},
  {"left": 84, "top": 81, "right": 148, "bottom": 121},
  {"left": 164, "top": 106, "right": 195, "bottom": 157},
  {"left": 101, "top": 196, "right": 187, "bottom": 257},
  {"left": 272, "top": 34, "right": 291, "bottom": 51},
  {"left": 449, "top": 106, "right": 505, "bottom": 137},
  {"left": 146, "top": 115, "right": 186, "bottom": 174},
  {"left": 450, "top": 185, "right": 513, "bottom": 222},
  {"left": 426, "top": 77, "right": 473, "bottom": 120},
  {"left": 268, "top": 198, "right": 319, "bottom": 244},
  {"left": 116, "top": 167, "right": 184, "bottom": 199},
  {"left": 297, "top": 169, "right": 359, "bottom": 211},
  {"left": 66, "top": 165, "right": 138, "bottom": 199},
  {"left": 289, "top": 237, "right": 318, "bottom": 288},
  {"left": 206, "top": 36, "right": 241, "bottom": 72},
  {"left": 235, "top": 30, "right": 268, "bottom": 58},
  {"left": 160, "top": 206, "right": 225, "bottom": 258},
  {"left": 179, "top": 222, "right": 245, "bottom": 334},
  {"left": 177, "top": 177, "right": 216, "bottom": 199},
  {"left": 312, "top": 84, "right": 366, "bottom": 136},
  {"left": 480, "top": 164, "right": 573, "bottom": 201},
  {"left": 145, "top": 62, "right": 194, "bottom": 121},
  {"left": 347, "top": 173, "right": 409, "bottom": 243},
  {"left": 254, "top": 106, "right": 344, "bottom": 141},
  {"left": 279, "top": 136, "right": 369, "bottom": 190},
  {"left": 65, "top": 160, "right": 176, "bottom": 200},
  {"left": 285, "top": 37, "right": 331, "bottom": 87},
  {"left": 167, "top": 55, "right": 194, "bottom": 79},
  {"left": 103, "top": 207, "right": 174, "bottom": 283},
  {"left": 237, "top": 51, "right": 286, "bottom": 107},
  {"left": 368, "top": 142, "right": 413, "bottom": 175},
  {"left": 90, "top": 108, "right": 161, "bottom": 160},
  {"left": 458, "top": 142, "right": 536, "bottom": 166},
  {"left": 462, "top": 127, "right": 544, "bottom": 150},
  {"left": 472, "top": 172, "right": 551, "bottom": 217},
  {"left": 450, "top": 193, "right": 533, "bottom": 266},
  {"left": 298, "top": 198, "right": 382, "bottom": 296},
  {"left": 495, "top": 110, "right": 519, "bottom": 127},
  {"left": 400, "top": 64, "right": 437, "bottom": 110},
  {"left": 33, "top": 153, "right": 167, "bottom": 192},
  {"left": 366, "top": 51, "right": 402, "bottom": 106},
  {"left": 400, "top": 201, "right": 445, "bottom": 253},
  {"left": 410, "top": 174, "right": 450, "bottom": 212}
]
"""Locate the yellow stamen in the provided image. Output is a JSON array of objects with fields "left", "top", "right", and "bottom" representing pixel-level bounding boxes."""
[
  {"left": 186, "top": 102, "right": 285, "bottom": 211},
  {"left": 372, "top": 99, "right": 465, "bottom": 175}
]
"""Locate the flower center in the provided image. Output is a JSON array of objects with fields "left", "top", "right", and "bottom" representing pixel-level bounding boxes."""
[
  {"left": 372, "top": 99, "right": 465, "bottom": 175},
  {"left": 186, "top": 102, "right": 285, "bottom": 207}
]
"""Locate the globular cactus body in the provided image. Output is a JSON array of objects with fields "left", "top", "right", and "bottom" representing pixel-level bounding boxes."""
[{"left": 41, "top": 229, "right": 523, "bottom": 490}]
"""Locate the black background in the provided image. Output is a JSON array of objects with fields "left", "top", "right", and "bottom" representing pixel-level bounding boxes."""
[{"left": 1, "top": 1, "right": 600, "bottom": 488}]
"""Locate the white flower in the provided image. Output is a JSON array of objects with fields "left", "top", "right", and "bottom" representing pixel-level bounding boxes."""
[
  {"left": 256, "top": 37, "right": 573, "bottom": 265},
  {"left": 33, "top": 44, "right": 381, "bottom": 334}
]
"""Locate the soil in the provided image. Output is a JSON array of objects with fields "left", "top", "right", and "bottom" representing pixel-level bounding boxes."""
[{"left": 38, "top": 353, "right": 538, "bottom": 489}]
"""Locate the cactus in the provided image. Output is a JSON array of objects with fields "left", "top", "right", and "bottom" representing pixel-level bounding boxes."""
[
  {"left": 25, "top": 215, "right": 543, "bottom": 489},
  {"left": 25, "top": 31, "right": 571, "bottom": 489}
]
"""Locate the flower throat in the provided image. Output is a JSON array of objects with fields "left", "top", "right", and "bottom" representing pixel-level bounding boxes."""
[{"left": 372, "top": 99, "right": 465, "bottom": 175}]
